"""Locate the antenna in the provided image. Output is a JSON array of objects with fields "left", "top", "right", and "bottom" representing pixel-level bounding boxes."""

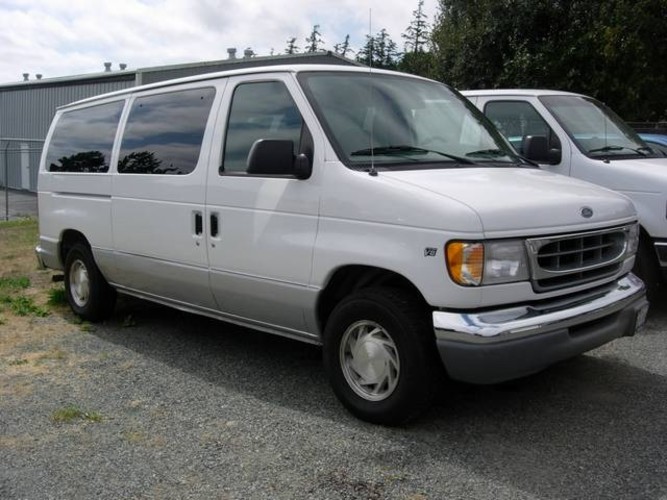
[{"left": 368, "top": 8, "right": 378, "bottom": 177}]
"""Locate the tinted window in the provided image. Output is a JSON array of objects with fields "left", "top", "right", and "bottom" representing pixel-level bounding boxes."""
[
  {"left": 223, "top": 81, "right": 304, "bottom": 173},
  {"left": 119, "top": 87, "right": 215, "bottom": 175},
  {"left": 46, "top": 101, "right": 124, "bottom": 173},
  {"left": 484, "top": 100, "right": 558, "bottom": 153}
]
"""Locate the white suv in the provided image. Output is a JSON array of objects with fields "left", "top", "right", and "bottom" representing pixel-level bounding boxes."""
[
  {"left": 464, "top": 89, "right": 667, "bottom": 300},
  {"left": 37, "top": 67, "right": 647, "bottom": 424}
]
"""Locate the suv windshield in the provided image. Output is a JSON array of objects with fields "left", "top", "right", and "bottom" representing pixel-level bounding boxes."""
[
  {"left": 539, "top": 95, "right": 659, "bottom": 159},
  {"left": 298, "top": 71, "right": 521, "bottom": 169}
]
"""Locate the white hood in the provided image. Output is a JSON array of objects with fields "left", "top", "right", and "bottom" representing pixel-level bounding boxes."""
[{"left": 382, "top": 167, "right": 636, "bottom": 235}]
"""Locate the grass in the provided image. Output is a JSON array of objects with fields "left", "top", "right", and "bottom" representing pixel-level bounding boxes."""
[
  {"left": 1, "top": 295, "right": 49, "bottom": 317},
  {"left": 0, "top": 219, "right": 59, "bottom": 319},
  {"left": 47, "top": 287, "right": 67, "bottom": 306},
  {"left": 0, "top": 276, "right": 31, "bottom": 291},
  {"left": 51, "top": 405, "right": 102, "bottom": 423}
]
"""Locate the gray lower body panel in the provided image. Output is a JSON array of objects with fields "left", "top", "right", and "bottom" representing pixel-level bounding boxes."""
[{"left": 433, "top": 274, "right": 648, "bottom": 384}]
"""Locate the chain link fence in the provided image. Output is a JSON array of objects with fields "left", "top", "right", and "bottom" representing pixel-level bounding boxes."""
[{"left": 1, "top": 138, "right": 44, "bottom": 221}]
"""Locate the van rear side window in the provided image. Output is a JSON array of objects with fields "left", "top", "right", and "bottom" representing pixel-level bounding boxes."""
[
  {"left": 46, "top": 101, "right": 124, "bottom": 173},
  {"left": 118, "top": 87, "right": 215, "bottom": 175}
]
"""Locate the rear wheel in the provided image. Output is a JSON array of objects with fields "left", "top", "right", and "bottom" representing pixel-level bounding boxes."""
[
  {"left": 323, "top": 288, "right": 440, "bottom": 425},
  {"left": 64, "top": 243, "right": 116, "bottom": 322}
]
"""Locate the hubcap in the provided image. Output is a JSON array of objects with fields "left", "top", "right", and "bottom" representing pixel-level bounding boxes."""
[
  {"left": 340, "top": 320, "right": 400, "bottom": 401},
  {"left": 69, "top": 259, "right": 90, "bottom": 308}
]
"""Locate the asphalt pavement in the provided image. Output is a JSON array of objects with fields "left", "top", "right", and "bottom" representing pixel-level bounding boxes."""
[{"left": 2, "top": 291, "right": 667, "bottom": 499}]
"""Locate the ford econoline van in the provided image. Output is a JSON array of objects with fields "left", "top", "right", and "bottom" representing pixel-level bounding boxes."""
[
  {"left": 37, "top": 66, "right": 647, "bottom": 424},
  {"left": 463, "top": 89, "right": 667, "bottom": 300}
]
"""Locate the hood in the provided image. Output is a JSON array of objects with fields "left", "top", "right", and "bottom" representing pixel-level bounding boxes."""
[
  {"left": 382, "top": 167, "right": 636, "bottom": 236},
  {"left": 585, "top": 156, "right": 667, "bottom": 193}
]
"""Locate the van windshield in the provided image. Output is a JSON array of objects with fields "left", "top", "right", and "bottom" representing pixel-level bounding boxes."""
[
  {"left": 539, "top": 95, "right": 660, "bottom": 159},
  {"left": 298, "top": 72, "right": 521, "bottom": 170}
]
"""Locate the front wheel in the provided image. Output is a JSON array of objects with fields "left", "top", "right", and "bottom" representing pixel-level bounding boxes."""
[
  {"left": 64, "top": 243, "right": 116, "bottom": 322},
  {"left": 323, "top": 288, "right": 440, "bottom": 425}
]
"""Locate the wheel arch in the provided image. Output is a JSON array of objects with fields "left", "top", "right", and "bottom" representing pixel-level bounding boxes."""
[
  {"left": 59, "top": 229, "right": 90, "bottom": 267},
  {"left": 316, "top": 265, "right": 428, "bottom": 332}
]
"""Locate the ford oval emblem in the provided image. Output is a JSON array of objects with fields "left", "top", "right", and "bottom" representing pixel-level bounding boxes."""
[{"left": 581, "top": 206, "right": 594, "bottom": 218}]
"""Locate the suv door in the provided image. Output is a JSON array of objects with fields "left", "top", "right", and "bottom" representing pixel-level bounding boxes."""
[
  {"left": 479, "top": 97, "right": 572, "bottom": 176},
  {"left": 205, "top": 73, "right": 321, "bottom": 337}
]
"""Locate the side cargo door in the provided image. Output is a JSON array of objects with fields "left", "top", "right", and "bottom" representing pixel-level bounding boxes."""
[
  {"left": 204, "top": 73, "right": 322, "bottom": 338},
  {"left": 110, "top": 83, "right": 224, "bottom": 310}
]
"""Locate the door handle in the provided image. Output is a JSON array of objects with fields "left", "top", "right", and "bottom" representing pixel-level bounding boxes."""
[
  {"left": 210, "top": 213, "right": 219, "bottom": 238},
  {"left": 194, "top": 212, "right": 203, "bottom": 236}
]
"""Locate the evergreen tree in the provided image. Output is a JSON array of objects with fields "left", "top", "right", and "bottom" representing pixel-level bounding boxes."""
[
  {"left": 305, "top": 25, "right": 324, "bottom": 52},
  {"left": 431, "top": 0, "right": 667, "bottom": 120},
  {"left": 399, "top": 0, "right": 437, "bottom": 78},
  {"left": 285, "top": 37, "right": 299, "bottom": 55},
  {"left": 402, "top": 0, "right": 429, "bottom": 53},
  {"left": 334, "top": 34, "right": 353, "bottom": 58},
  {"left": 356, "top": 29, "right": 399, "bottom": 69}
]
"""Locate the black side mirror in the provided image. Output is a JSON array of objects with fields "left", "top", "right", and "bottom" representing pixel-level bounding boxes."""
[
  {"left": 522, "top": 135, "right": 561, "bottom": 164},
  {"left": 246, "top": 139, "right": 312, "bottom": 179}
]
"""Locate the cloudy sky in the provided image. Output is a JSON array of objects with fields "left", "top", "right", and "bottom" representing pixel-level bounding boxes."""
[{"left": 0, "top": 0, "right": 439, "bottom": 84}]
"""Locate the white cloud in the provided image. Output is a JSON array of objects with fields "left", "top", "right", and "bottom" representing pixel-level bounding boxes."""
[{"left": 0, "top": 0, "right": 439, "bottom": 83}]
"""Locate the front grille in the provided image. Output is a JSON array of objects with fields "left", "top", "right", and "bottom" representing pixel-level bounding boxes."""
[{"left": 526, "top": 226, "right": 631, "bottom": 292}]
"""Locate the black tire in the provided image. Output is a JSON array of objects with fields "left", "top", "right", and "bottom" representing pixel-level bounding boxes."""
[
  {"left": 633, "top": 235, "right": 660, "bottom": 303},
  {"left": 64, "top": 243, "right": 116, "bottom": 322},
  {"left": 323, "top": 287, "right": 441, "bottom": 425}
]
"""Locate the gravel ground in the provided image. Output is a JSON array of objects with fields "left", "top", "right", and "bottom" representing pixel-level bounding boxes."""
[{"left": 2, "top": 290, "right": 667, "bottom": 500}]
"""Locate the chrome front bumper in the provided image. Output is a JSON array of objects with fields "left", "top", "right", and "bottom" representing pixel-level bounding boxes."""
[{"left": 432, "top": 274, "right": 648, "bottom": 384}]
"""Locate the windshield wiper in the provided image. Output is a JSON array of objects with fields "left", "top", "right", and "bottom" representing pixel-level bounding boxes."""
[
  {"left": 465, "top": 148, "right": 507, "bottom": 157},
  {"left": 350, "top": 145, "right": 475, "bottom": 164},
  {"left": 589, "top": 145, "right": 647, "bottom": 156}
]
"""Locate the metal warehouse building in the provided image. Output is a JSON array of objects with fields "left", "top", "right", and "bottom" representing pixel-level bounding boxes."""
[{"left": 0, "top": 51, "right": 357, "bottom": 192}]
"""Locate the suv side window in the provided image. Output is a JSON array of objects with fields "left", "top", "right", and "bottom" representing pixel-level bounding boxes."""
[
  {"left": 222, "top": 81, "right": 309, "bottom": 174},
  {"left": 118, "top": 87, "right": 215, "bottom": 175},
  {"left": 46, "top": 101, "right": 124, "bottom": 173},
  {"left": 484, "top": 100, "right": 560, "bottom": 155}
]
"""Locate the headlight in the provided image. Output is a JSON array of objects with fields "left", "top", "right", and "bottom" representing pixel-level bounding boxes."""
[{"left": 446, "top": 240, "right": 530, "bottom": 286}]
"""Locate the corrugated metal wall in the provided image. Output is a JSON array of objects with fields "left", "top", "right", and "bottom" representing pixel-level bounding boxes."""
[{"left": 0, "top": 75, "right": 135, "bottom": 191}]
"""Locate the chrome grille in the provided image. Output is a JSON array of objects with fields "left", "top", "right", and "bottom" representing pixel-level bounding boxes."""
[{"left": 526, "top": 226, "right": 631, "bottom": 292}]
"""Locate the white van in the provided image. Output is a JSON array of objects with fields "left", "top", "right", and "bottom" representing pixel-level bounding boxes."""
[
  {"left": 37, "top": 66, "right": 647, "bottom": 424},
  {"left": 463, "top": 89, "right": 667, "bottom": 299}
]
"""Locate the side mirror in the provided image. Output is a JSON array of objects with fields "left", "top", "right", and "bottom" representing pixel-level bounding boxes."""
[
  {"left": 522, "top": 135, "right": 561, "bottom": 164},
  {"left": 246, "top": 139, "right": 312, "bottom": 179}
]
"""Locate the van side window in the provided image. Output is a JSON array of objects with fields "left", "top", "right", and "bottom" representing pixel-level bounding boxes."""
[
  {"left": 118, "top": 87, "right": 215, "bottom": 175},
  {"left": 46, "top": 101, "right": 124, "bottom": 173},
  {"left": 484, "top": 100, "right": 561, "bottom": 154},
  {"left": 222, "top": 81, "right": 306, "bottom": 174}
]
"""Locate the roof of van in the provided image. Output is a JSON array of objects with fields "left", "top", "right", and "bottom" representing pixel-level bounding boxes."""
[
  {"left": 461, "top": 89, "right": 585, "bottom": 98},
  {"left": 60, "top": 65, "right": 429, "bottom": 110}
]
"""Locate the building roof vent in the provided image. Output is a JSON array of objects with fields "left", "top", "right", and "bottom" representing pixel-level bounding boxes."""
[
  {"left": 36, "top": 74, "right": 43, "bottom": 80},
  {"left": 244, "top": 48, "right": 254, "bottom": 58},
  {"left": 22, "top": 73, "right": 29, "bottom": 81},
  {"left": 119, "top": 63, "right": 127, "bottom": 70},
  {"left": 227, "top": 48, "right": 237, "bottom": 60},
  {"left": 104, "top": 62, "right": 112, "bottom": 72}
]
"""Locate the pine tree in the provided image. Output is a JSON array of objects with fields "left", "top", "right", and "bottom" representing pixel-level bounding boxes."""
[
  {"left": 356, "top": 29, "right": 399, "bottom": 69},
  {"left": 285, "top": 37, "right": 299, "bottom": 55},
  {"left": 402, "top": 0, "right": 429, "bottom": 53},
  {"left": 334, "top": 34, "right": 353, "bottom": 57},
  {"left": 305, "top": 25, "right": 324, "bottom": 52}
]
